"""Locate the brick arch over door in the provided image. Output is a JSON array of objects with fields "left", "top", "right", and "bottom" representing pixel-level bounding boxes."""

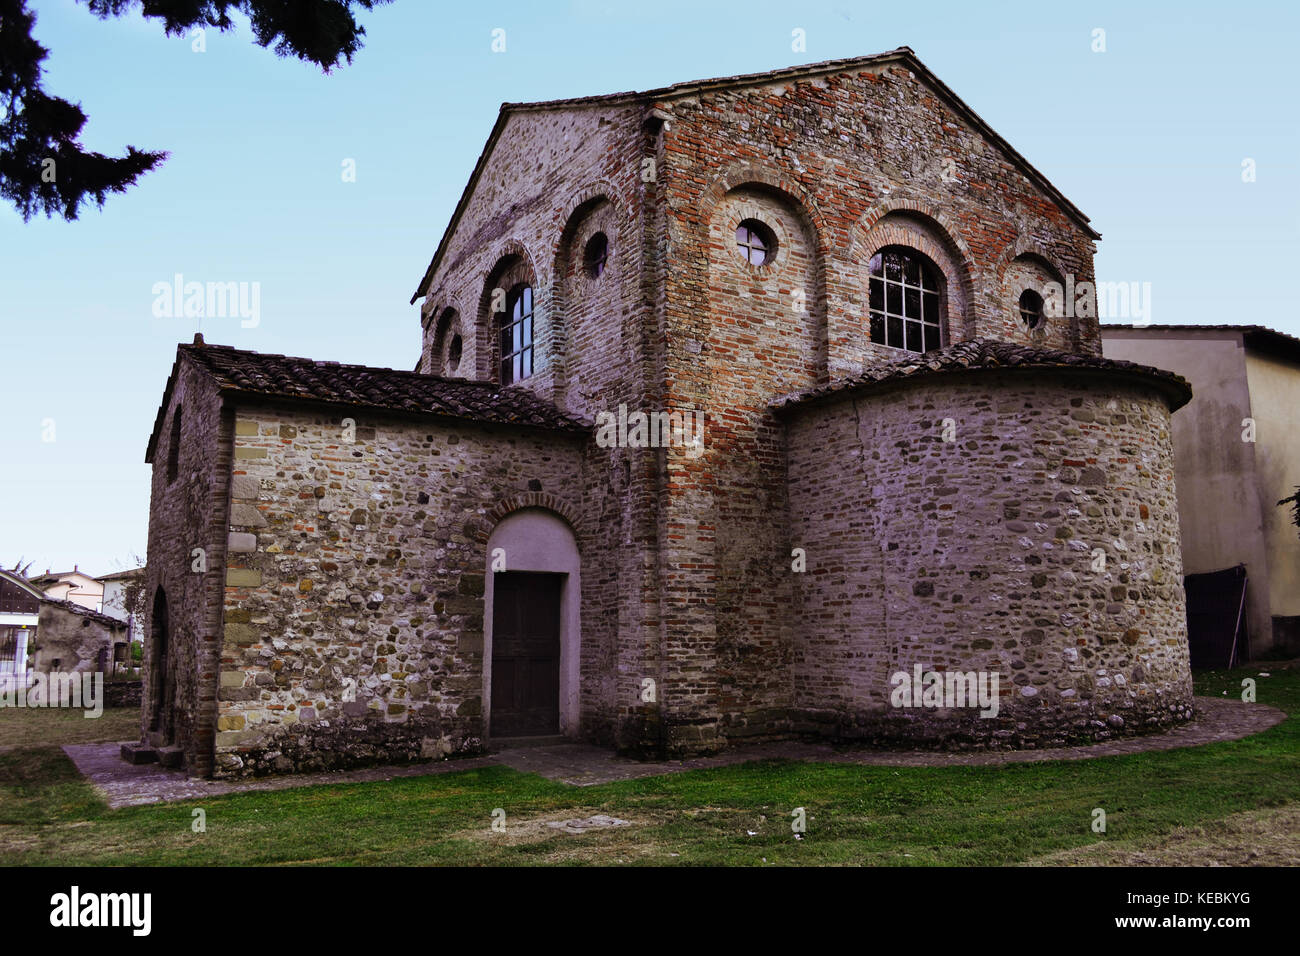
[
  {"left": 468, "top": 491, "right": 585, "bottom": 544},
  {"left": 850, "top": 199, "right": 978, "bottom": 342},
  {"left": 476, "top": 241, "right": 541, "bottom": 384}
]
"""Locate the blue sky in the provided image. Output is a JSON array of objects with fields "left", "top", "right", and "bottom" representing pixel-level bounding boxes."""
[{"left": 1, "top": 0, "right": 1297, "bottom": 576}]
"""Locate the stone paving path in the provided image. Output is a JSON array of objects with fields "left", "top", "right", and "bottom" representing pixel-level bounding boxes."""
[{"left": 63, "top": 696, "right": 1284, "bottom": 809}]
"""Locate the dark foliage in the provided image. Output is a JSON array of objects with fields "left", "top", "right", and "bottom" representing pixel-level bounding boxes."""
[
  {"left": 80, "top": 0, "right": 389, "bottom": 72},
  {"left": 1, "top": 0, "right": 387, "bottom": 221}
]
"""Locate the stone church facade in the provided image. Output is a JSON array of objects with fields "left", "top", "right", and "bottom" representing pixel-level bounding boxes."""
[{"left": 138, "top": 48, "right": 1195, "bottom": 778}]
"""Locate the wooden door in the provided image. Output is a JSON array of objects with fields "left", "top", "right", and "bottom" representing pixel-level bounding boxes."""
[{"left": 490, "top": 572, "right": 562, "bottom": 737}]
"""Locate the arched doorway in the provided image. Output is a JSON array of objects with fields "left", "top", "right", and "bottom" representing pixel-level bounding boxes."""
[
  {"left": 148, "top": 587, "right": 174, "bottom": 744},
  {"left": 484, "top": 509, "right": 581, "bottom": 740}
]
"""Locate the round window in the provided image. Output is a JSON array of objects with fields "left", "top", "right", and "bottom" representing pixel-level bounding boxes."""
[
  {"left": 735, "top": 219, "right": 776, "bottom": 267},
  {"left": 1019, "top": 289, "right": 1045, "bottom": 330}
]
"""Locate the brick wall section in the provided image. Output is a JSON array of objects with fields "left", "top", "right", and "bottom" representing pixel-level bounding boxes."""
[
  {"left": 783, "top": 368, "right": 1194, "bottom": 747},
  {"left": 142, "top": 359, "right": 232, "bottom": 776},
  {"left": 416, "top": 104, "right": 670, "bottom": 755},
  {"left": 215, "top": 402, "right": 584, "bottom": 776},
  {"left": 418, "top": 104, "right": 648, "bottom": 418}
]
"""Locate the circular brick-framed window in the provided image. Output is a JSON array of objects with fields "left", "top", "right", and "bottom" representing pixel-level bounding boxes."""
[
  {"left": 1019, "top": 289, "right": 1045, "bottom": 330},
  {"left": 735, "top": 219, "right": 776, "bottom": 267},
  {"left": 584, "top": 231, "right": 609, "bottom": 279}
]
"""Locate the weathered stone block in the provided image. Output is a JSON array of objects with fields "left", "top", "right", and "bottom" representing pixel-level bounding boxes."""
[
  {"left": 229, "top": 504, "right": 267, "bottom": 527},
  {"left": 228, "top": 532, "right": 258, "bottom": 552},
  {"left": 226, "top": 568, "right": 262, "bottom": 587}
]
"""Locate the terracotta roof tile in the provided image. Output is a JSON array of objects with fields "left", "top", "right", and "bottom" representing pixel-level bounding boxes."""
[
  {"left": 144, "top": 343, "right": 588, "bottom": 462},
  {"left": 771, "top": 339, "right": 1192, "bottom": 413},
  {"left": 1102, "top": 323, "right": 1300, "bottom": 362},
  {"left": 40, "top": 598, "right": 129, "bottom": 630}
]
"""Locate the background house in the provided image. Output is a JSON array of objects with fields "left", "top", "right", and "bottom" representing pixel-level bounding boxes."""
[
  {"left": 2, "top": 565, "right": 145, "bottom": 680},
  {"left": 99, "top": 566, "right": 146, "bottom": 644},
  {"left": 32, "top": 599, "right": 130, "bottom": 674},
  {"left": 1101, "top": 324, "right": 1300, "bottom": 661},
  {"left": 30, "top": 567, "right": 104, "bottom": 611}
]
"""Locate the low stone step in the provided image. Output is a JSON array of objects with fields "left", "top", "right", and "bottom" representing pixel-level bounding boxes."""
[
  {"left": 156, "top": 746, "right": 184, "bottom": 769},
  {"left": 491, "top": 735, "right": 570, "bottom": 750},
  {"left": 120, "top": 742, "right": 158, "bottom": 765}
]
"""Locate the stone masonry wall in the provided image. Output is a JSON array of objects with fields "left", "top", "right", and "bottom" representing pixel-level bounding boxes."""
[
  {"left": 784, "top": 368, "right": 1194, "bottom": 747},
  {"left": 142, "top": 359, "right": 232, "bottom": 776},
  {"left": 216, "top": 401, "right": 584, "bottom": 777}
]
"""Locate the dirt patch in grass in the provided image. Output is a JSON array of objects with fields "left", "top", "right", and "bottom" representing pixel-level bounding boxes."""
[
  {"left": 451, "top": 808, "right": 659, "bottom": 846},
  {"left": 445, "top": 808, "right": 702, "bottom": 864},
  {"left": 1025, "top": 802, "right": 1300, "bottom": 866}
]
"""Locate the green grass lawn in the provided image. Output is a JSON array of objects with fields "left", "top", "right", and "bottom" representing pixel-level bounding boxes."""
[
  {"left": 0, "top": 666, "right": 1296, "bottom": 866},
  {"left": 0, "top": 704, "right": 139, "bottom": 750}
]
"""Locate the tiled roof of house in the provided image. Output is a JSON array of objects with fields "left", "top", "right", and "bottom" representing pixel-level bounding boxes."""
[
  {"left": 771, "top": 339, "right": 1193, "bottom": 413},
  {"left": 0, "top": 568, "right": 45, "bottom": 601},
  {"left": 146, "top": 339, "right": 587, "bottom": 463},
  {"left": 39, "top": 598, "right": 129, "bottom": 631},
  {"left": 1102, "top": 323, "right": 1300, "bottom": 362},
  {"left": 96, "top": 567, "right": 146, "bottom": 582}
]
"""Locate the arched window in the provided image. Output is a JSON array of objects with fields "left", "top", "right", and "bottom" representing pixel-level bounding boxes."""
[
  {"left": 869, "top": 247, "right": 943, "bottom": 353},
  {"left": 499, "top": 284, "right": 534, "bottom": 385},
  {"left": 432, "top": 307, "right": 463, "bottom": 376},
  {"left": 167, "top": 406, "right": 182, "bottom": 483}
]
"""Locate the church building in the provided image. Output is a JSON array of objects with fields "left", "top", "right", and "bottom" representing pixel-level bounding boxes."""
[{"left": 136, "top": 48, "right": 1195, "bottom": 777}]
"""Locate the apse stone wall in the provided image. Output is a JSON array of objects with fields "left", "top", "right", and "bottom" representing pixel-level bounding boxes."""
[{"left": 783, "top": 367, "right": 1194, "bottom": 748}]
